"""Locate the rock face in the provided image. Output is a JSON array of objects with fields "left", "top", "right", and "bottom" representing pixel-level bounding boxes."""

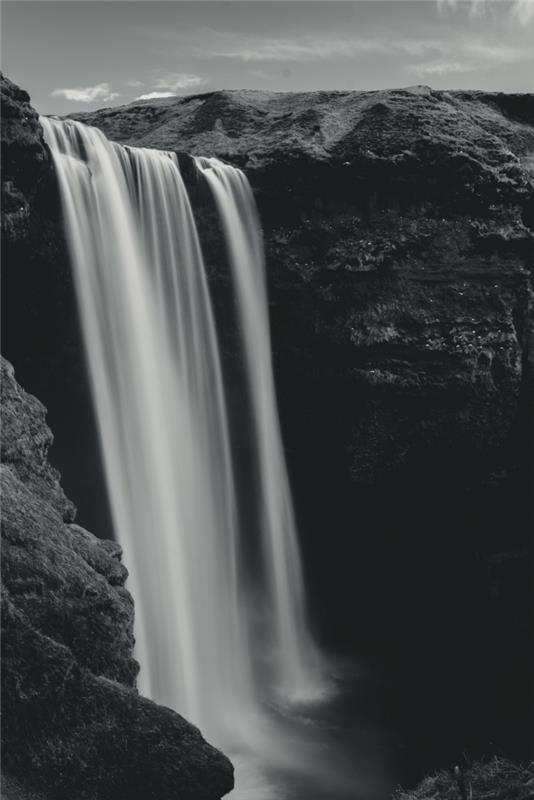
[
  {"left": 0, "top": 72, "right": 50, "bottom": 242},
  {"left": 67, "top": 84, "right": 534, "bottom": 768},
  {"left": 1, "top": 356, "right": 234, "bottom": 799},
  {"left": 71, "top": 86, "right": 534, "bottom": 491}
]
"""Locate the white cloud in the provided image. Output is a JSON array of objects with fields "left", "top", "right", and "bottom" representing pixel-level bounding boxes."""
[
  {"left": 214, "top": 36, "right": 390, "bottom": 63},
  {"left": 134, "top": 73, "right": 208, "bottom": 100},
  {"left": 513, "top": 0, "right": 534, "bottom": 23},
  {"left": 406, "top": 60, "right": 476, "bottom": 77},
  {"left": 153, "top": 72, "right": 208, "bottom": 92},
  {"left": 135, "top": 91, "right": 177, "bottom": 100},
  {"left": 404, "top": 33, "right": 532, "bottom": 78},
  {"left": 50, "top": 82, "right": 119, "bottom": 103},
  {"left": 143, "top": 22, "right": 532, "bottom": 89},
  {"left": 438, "top": 0, "right": 534, "bottom": 25},
  {"left": 215, "top": 30, "right": 531, "bottom": 77},
  {"left": 145, "top": 27, "right": 393, "bottom": 64}
]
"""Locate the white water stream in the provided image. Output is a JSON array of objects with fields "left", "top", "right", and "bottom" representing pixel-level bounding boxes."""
[
  {"left": 41, "top": 117, "right": 324, "bottom": 780},
  {"left": 196, "top": 158, "right": 321, "bottom": 700}
]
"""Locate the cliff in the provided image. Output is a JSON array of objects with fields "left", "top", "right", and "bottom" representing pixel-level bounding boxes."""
[
  {"left": 0, "top": 357, "right": 234, "bottom": 800},
  {"left": 5, "top": 77, "right": 534, "bottom": 495},
  {"left": 2, "top": 74, "right": 533, "bottom": 790},
  {"left": 70, "top": 85, "right": 534, "bottom": 491},
  {"left": 66, "top": 83, "right": 534, "bottom": 774}
]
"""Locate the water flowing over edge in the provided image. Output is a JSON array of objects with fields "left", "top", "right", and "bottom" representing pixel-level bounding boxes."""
[
  {"left": 41, "top": 115, "right": 326, "bottom": 758},
  {"left": 195, "top": 156, "right": 324, "bottom": 703}
]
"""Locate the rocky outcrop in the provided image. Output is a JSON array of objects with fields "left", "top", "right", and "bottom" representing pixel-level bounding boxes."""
[
  {"left": 0, "top": 72, "right": 51, "bottom": 242},
  {"left": 395, "top": 758, "right": 534, "bottom": 800},
  {"left": 72, "top": 86, "right": 534, "bottom": 492},
  {"left": 0, "top": 357, "right": 234, "bottom": 800}
]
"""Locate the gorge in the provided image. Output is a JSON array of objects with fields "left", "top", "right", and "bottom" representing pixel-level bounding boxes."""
[{"left": 1, "top": 71, "right": 533, "bottom": 799}]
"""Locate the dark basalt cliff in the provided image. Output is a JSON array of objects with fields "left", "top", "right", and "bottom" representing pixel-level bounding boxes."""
[
  {"left": 71, "top": 85, "right": 534, "bottom": 492},
  {"left": 6, "top": 77, "right": 534, "bottom": 498},
  {"left": 1, "top": 76, "right": 49, "bottom": 243},
  {"left": 2, "top": 74, "right": 533, "bottom": 790},
  {"left": 0, "top": 357, "right": 234, "bottom": 800}
]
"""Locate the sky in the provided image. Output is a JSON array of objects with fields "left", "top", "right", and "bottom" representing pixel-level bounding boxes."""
[{"left": 2, "top": 1, "right": 533, "bottom": 115}]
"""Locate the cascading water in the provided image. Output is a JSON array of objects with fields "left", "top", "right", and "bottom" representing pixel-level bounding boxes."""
[
  {"left": 41, "top": 116, "right": 322, "bottom": 761},
  {"left": 196, "top": 158, "right": 321, "bottom": 701},
  {"left": 41, "top": 116, "right": 258, "bottom": 742}
]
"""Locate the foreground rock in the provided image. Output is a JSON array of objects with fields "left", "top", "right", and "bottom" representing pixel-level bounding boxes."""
[
  {"left": 395, "top": 757, "right": 534, "bottom": 800},
  {"left": 0, "top": 357, "right": 234, "bottom": 799},
  {"left": 1, "top": 73, "right": 50, "bottom": 242}
]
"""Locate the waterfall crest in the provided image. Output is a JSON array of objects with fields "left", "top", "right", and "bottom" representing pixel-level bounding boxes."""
[{"left": 41, "top": 116, "right": 322, "bottom": 756}]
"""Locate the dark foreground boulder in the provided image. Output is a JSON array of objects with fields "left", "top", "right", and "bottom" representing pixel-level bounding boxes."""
[{"left": 0, "top": 358, "right": 234, "bottom": 800}]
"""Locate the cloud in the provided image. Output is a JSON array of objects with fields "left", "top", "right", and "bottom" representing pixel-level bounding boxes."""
[
  {"left": 144, "top": 27, "right": 393, "bottom": 64},
  {"left": 134, "top": 73, "right": 208, "bottom": 100},
  {"left": 50, "top": 82, "right": 119, "bottom": 103},
  {"left": 135, "top": 91, "right": 176, "bottom": 100},
  {"left": 406, "top": 60, "right": 476, "bottom": 77},
  {"left": 404, "top": 34, "right": 532, "bottom": 78},
  {"left": 214, "top": 30, "right": 531, "bottom": 77},
  {"left": 153, "top": 72, "right": 208, "bottom": 92},
  {"left": 143, "top": 21, "right": 533, "bottom": 89},
  {"left": 213, "top": 36, "right": 390, "bottom": 62},
  {"left": 438, "top": 0, "right": 534, "bottom": 25},
  {"left": 513, "top": 0, "right": 534, "bottom": 23}
]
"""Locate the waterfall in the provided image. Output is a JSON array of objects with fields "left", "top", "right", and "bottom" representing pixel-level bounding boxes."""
[
  {"left": 196, "top": 158, "right": 320, "bottom": 701},
  {"left": 41, "top": 116, "right": 322, "bottom": 755}
]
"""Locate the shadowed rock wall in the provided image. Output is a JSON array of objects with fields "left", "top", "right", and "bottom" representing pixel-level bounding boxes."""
[
  {"left": 71, "top": 84, "right": 534, "bottom": 491},
  {"left": 1, "top": 357, "right": 234, "bottom": 800}
]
